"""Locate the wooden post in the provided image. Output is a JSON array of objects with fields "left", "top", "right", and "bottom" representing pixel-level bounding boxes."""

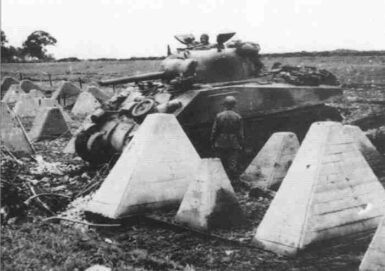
[
  {"left": 78, "top": 78, "right": 83, "bottom": 89},
  {"left": 19, "top": 72, "right": 23, "bottom": 80},
  {"left": 48, "top": 73, "right": 52, "bottom": 87}
]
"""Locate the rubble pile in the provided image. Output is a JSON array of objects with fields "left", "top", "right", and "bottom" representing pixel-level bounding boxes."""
[{"left": 270, "top": 63, "right": 340, "bottom": 86}]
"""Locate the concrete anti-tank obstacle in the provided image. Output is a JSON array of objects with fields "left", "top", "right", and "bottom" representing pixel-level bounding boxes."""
[
  {"left": 19, "top": 80, "right": 42, "bottom": 93},
  {"left": 51, "top": 81, "right": 81, "bottom": 108},
  {"left": 1, "top": 85, "right": 25, "bottom": 105},
  {"left": 28, "top": 107, "right": 71, "bottom": 142},
  {"left": 241, "top": 132, "right": 299, "bottom": 190},
  {"left": 0, "top": 102, "right": 34, "bottom": 155},
  {"left": 359, "top": 215, "right": 385, "bottom": 271},
  {"left": 343, "top": 125, "right": 385, "bottom": 182},
  {"left": 254, "top": 121, "right": 385, "bottom": 256},
  {"left": 86, "top": 113, "right": 201, "bottom": 219},
  {"left": 71, "top": 91, "right": 101, "bottom": 116},
  {"left": 1, "top": 76, "right": 19, "bottom": 99},
  {"left": 86, "top": 86, "right": 111, "bottom": 102},
  {"left": 175, "top": 158, "right": 244, "bottom": 231}
]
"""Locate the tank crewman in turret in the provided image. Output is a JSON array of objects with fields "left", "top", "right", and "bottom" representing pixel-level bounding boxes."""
[
  {"left": 193, "top": 33, "right": 214, "bottom": 49},
  {"left": 211, "top": 96, "right": 244, "bottom": 187}
]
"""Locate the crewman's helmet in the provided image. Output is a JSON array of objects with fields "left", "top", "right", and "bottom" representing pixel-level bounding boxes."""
[
  {"left": 200, "top": 33, "right": 209, "bottom": 44},
  {"left": 223, "top": 96, "right": 237, "bottom": 108}
]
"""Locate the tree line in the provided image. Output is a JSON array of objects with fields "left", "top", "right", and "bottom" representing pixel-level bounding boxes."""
[{"left": 1, "top": 30, "right": 57, "bottom": 62}]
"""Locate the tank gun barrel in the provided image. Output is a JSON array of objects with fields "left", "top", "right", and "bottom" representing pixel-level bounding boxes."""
[{"left": 98, "top": 71, "right": 174, "bottom": 86}]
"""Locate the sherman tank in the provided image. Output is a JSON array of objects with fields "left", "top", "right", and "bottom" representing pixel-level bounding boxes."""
[{"left": 75, "top": 32, "right": 342, "bottom": 167}]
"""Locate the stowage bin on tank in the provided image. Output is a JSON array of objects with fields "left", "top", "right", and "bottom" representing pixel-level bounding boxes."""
[{"left": 75, "top": 32, "right": 342, "bottom": 167}]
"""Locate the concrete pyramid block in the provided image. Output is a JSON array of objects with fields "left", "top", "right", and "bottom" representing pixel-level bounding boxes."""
[
  {"left": 51, "top": 81, "right": 81, "bottom": 108},
  {"left": 20, "top": 80, "right": 41, "bottom": 93},
  {"left": 13, "top": 94, "right": 60, "bottom": 118},
  {"left": 241, "top": 132, "right": 299, "bottom": 190},
  {"left": 254, "top": 121, "right": 385, "bottom": 255},
  {"left": 71, "top": 91, "right": 101, "bottom": 116},
  {"left": 343, "top": 125, "right": 385, "bottom": 180},
  {"left": 28, "top": 89, "right": 45, "bottom": 99},
  {"left": 1, "top": 85, "right": 25, "bottom": 105},
  {"left": 86, "top": 86, "right": 111, "bottom": 102},
  {"left": 13, "top": 94, "right": 40, "bottom": 117},
  {"left": 359, "top": 215, "right": 385, "bottom": 271},
  {"left": 0, "top": 102, "right": 34, "bottom": 155},
  {"left": 28, "top": 107, "right": 71, "bottom": 141},
  {"left": 1, "top": 76, "right": 19, "bottom": 99},
  {"left": 86, "top": 113, "right": 201, "bottom": 218},
  {"left": 175, "top": 158, "right": 244, "bottom": 231}
]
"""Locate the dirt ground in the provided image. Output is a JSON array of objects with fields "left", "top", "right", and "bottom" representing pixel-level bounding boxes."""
[{"left": 1, "top": 55, "right": 385, "bottom": 270}]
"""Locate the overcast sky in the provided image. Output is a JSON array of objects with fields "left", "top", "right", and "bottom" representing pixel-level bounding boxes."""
[{"left": 2, "top": 0, "right": 385, "bottom": 59}]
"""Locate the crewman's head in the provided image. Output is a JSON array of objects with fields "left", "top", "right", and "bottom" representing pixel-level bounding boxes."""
[
  {"left": 223, "top": 96, "right": 237, "bottom": 109},
  {"left": 200, "top": 33, "right": 209, "bottom": 45}
]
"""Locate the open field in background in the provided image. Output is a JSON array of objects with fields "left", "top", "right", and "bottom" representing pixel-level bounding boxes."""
[{"left": 1, "top": 55, "right": 385, "bottom": 85}]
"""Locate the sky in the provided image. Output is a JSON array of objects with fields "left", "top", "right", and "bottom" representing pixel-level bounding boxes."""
[{"left": 1, "top": 0, "right": 385, "bottom": 59}]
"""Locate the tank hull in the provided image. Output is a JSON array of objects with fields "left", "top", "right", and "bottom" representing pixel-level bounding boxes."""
[{"left": 175, "top": 82, "right": 342, "bottom": 168}]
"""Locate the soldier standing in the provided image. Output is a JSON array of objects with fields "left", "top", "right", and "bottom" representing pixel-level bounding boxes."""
[{"left": 210, "top": 96, "right": 244, "bottom": 187}]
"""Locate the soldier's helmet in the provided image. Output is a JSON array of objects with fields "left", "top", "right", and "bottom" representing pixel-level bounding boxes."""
[
  {"left": 200, "top": 33, "right": 209, "bottom": 44},
  {"left": 223, "top": 96, "right": 237, "bottom": 108}
]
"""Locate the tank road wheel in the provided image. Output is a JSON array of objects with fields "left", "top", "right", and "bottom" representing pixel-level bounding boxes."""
[
  {"left": 75, "top": 125, "right": 112, "bottom": 165},
  {"left": 131, "top": 98, "right": 156, "bottom": 123}
]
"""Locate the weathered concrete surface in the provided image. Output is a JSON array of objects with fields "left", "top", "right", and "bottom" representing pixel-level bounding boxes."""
[
  {"left": 71, "top": 91, "right": 101, "bottom": 116},
  {"left": 1, "top": 85, "right": 25, "bottom": 105},
  {"left": 175, "top": 158, "right": 244, "bottom": 231},
  {"left": 1, "top": 76, "right": 19, "bottom": 99},
  {"left": 241, "top": 132, "right": 299, "bottom": 190},
  {"left": 20, "top": 80, "right": 41, "bottom": 93},
  {"left": 13, "top": 92, "right": 62, "bottom": 118},
  {"left": 343, "top": 125, "right": 385, "bottom": 182},
  {"left": 28, "top": 107, "right": 71, "bottom": 141},
  {"left": 51, "top": 81, "right": 81, "bottom": 108},
  {"left": 254, "top": 121, "right": 385, "bottom": 255},
  {"left": 86, "top": 86, "right": 111, "bottom": 102},
  {"left": 0, "top": 102, "right": 34, "bottom": 155},
  {"left": 86, "top": 113, "right": 201, "bottom": 218},
  {"left": 359, "top": 215, "right": 385, "bottom": 271}
]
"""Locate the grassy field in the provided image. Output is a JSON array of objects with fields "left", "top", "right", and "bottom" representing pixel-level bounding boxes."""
[{"left": 2, "top": 55, "right": 385, "bottom": 85}]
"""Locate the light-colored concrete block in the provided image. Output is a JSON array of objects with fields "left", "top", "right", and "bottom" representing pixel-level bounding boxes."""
[
  {"left": 175, "top": 158, "right": 244, "bottom": 231},
  {"left": 0, "top": 102, "right": 34, "bottom": 155},
  {"left": 28, "top": 107, "right": 71, "bottom": 141},
  {"left": 86, "top": 113, "right": 201, "bottom": 218},
  {"left": 71, "top": 91, "right": 101, "bottom": 116},
  {"left": 254, "top": 122, "right": 385, "bottom": 255},
  {"left": 51, "top": 81, "right": 81, "bottom": 108},
  {"left": 241, "top": 132, "right": 299, "bottom": 190}
]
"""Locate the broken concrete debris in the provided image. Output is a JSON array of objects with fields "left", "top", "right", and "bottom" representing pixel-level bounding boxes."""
[
  {"left": 86, "top": 113, "right": 201, "bottom": 218},
  {"left": 254, "top": 121, "right": 385, "bottom": 255},
  {"left": 175, "top": 158, "right": 244, "bottom": 231},
  {"left": 241, "top": 132, "right": 299, "bottom": 190}
]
